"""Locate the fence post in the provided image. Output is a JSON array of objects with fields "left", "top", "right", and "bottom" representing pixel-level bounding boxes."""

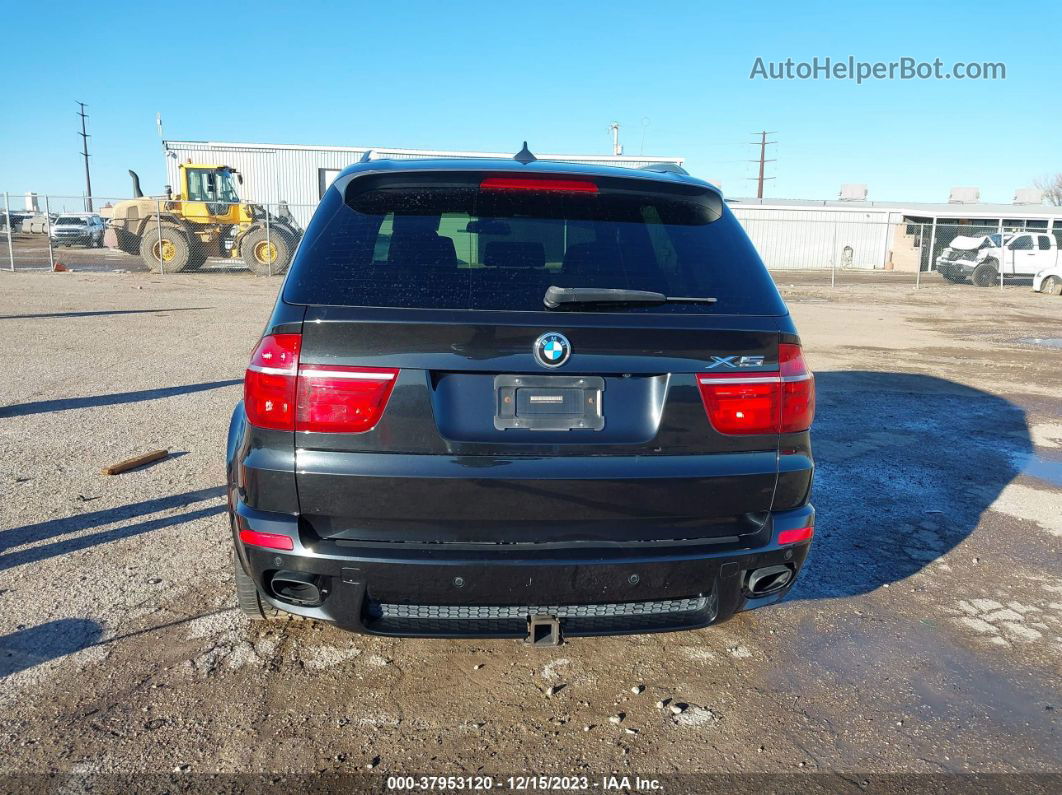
[
  {"left": 914, "top": 224, "right": 922, "bottom": 289},
  {"left": 156, "top": 199, "right": 165, "bottom": 275},
  {"left": 923, "top": 220, "right": 937, "bottom": 289},
  {"left": 44, "top": 195, "right": 55, "bottom": 271},
  {"left": 264, "top": 204, "right": 272, "bottom": 277},
  {"left": 830, "top": 222, "right": 837, "bottom": 287},
  {"left": 997, "top": 219, "right": 1004, "bottom": 291},
  {"left": 4, "top": 192, "right": 13, "bottom": 271}
]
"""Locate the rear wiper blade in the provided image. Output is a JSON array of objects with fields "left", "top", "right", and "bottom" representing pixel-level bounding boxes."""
[{"left": 544, "top": 285, "right": 717, "bottom": 310}]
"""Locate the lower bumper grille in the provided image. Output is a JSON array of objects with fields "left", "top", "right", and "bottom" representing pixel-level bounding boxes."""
[
  {"left": 363, "top": 595, "right": 715, "bottom": 636},
  {"left": 372, "top": 596, "right": 708, "bottom": 620}
]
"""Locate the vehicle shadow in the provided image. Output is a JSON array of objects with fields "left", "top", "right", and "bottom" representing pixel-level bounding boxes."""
[
  {"left": 791, "top": 370, "right": 1031, "bottom": 601},
  {"left": 0, "top": 380, "right": 241, "bottom": 418},
  {"left": 0, "top": 486, "right": 226, "bottom": 570},
  {"left": 0, "top": 619, "right": 103, "bottom": 677}
]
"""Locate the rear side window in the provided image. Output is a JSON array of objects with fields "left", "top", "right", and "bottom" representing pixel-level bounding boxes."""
[{"left": 284, "top": 171, "right": 786, "bottom": 315}]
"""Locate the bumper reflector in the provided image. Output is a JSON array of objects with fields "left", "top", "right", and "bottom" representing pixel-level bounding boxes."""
[
  {"left": 238, "top": 529, "right": 295, "bottom": 551},
  {"left": 778, "top": 526, "right": 814, "bottom": 545}
]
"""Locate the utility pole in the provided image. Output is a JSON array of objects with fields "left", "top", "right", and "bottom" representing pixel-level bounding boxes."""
[
  {"left": 749, "top": 130, "right": 777, "bottom": 199},
  {"left": 77, "top": 101, "right": 93, "bottom": 212}
]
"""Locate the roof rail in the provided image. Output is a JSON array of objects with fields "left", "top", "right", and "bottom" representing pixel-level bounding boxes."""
[{"left": 639, "top": 163, "right": 689, "bottom": 176}]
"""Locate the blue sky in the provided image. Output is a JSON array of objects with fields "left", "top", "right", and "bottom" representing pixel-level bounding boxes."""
[{"left": 1, "top": 0, "right": 1058, "bottom": 203}]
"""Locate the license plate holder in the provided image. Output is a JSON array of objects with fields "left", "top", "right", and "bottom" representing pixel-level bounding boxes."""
[{"left": 494, "top": 375, "right": 605, "bottom": 431}]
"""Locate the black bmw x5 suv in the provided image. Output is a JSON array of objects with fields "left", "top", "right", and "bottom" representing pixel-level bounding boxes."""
[{"left": 226, "top": 152, "right": 815, "bottom": 643}]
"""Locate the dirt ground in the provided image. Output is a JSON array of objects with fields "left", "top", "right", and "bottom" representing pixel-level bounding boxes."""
[{"left": 0, "top": 270, "right": 1059, "bottom": 782}]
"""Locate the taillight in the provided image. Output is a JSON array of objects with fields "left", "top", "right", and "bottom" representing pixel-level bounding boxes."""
[
  {"left": 479, "top": 177, "right": 598, "bottom": 193},
  {"left": 244, "top": 334, "right": 301, "bottom": 431},
  {"left": 779, "top": 343, "right": 815, "bottom": 433},
  {"left": 696, "top": 374, "right": 780, "bottom": 434},
  {"left": 244, "top": 335, "right": 399, "bottom": 433},
  {"left": 697, "top": 343, "right": 815, "bottom": 435},
  {"left": 296, "top": 365, "right": 398, "bottom": 433}
]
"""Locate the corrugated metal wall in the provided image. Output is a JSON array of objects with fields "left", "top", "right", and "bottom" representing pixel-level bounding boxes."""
[
  {"left": 165, "top": 144, "right": 357, "bottom": 226},
  {"left": 164, "top": 141, "right": 684, "bottom": 228},
  {"left": 731, "top": 206, "right": 893, "bottom": 270}
]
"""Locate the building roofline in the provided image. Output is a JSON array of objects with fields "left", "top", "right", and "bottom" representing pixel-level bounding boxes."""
[
  {"left": 728, "top": 196, "right": 1062, "bottom": 219},
  {"left": 163, "top": 140, "right": 683, "bottom": 165}
]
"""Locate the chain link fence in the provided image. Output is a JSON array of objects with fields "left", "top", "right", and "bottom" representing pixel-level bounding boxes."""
[
  {"left": 1, "top": 193, "right": 313, "bottom": 277},
  {"left": 735, "top": 212, "right": 1061, "bottom": 291},
  {"left": 3, "top": 191, "right": 1059, "bottom": 294}
]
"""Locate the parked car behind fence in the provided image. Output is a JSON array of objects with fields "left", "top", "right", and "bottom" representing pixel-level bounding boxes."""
[
  {"left": 49, "top": 214, "right": 105, "bottom": 247},
  {"left": 938, "top": 231, "right": 1061, "bottom": 287}
]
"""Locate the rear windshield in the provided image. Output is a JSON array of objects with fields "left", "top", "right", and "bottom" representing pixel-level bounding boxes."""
[
  {"left": 284, "top": 172, "right": 786, "bottom": 315},
  {"left": 55, "top": 216, "right": 87, "bottom": 225}
]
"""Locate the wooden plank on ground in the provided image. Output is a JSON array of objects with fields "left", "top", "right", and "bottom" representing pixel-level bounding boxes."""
[{"left": 101, "top": 449, "right": 169, "bottom": 476}]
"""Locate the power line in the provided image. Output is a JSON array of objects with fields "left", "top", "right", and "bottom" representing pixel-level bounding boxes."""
[
  {"left": 748, "top": 130, "right": 777, "bottom": 199},
  {"left": 77, "top": 101, "right": 93, "bottom": 212}
]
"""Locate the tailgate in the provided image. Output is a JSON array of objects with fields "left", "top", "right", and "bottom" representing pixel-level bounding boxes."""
[{"left": 293, "top": 310, "right": 784, "bottom": 543}]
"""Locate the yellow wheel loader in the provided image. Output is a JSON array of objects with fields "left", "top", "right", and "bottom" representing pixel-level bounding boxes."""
[{"left": 107, "top": 165, "right": 302, "bottom": 274}]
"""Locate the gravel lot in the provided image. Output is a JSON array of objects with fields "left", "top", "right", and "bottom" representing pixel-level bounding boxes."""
[{"left": 0, "top": 270, "right": 1059, "bottom": 779}]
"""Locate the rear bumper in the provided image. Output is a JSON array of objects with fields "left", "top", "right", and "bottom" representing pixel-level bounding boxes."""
[
  {"left": 293, "top": 450, "right": 789, "bottom": 543},
  {"left": 232, "top": 501, "right": 814, "bottom": 638}
]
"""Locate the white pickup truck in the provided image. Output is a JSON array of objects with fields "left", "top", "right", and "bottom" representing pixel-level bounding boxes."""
[{"left": 936, "top": 231, "right": 1061, "bottom": 287}]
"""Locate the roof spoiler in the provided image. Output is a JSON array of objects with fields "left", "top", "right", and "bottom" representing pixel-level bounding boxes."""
[{"left": 639, "top": 163, "right": 689, "bottom": 176}]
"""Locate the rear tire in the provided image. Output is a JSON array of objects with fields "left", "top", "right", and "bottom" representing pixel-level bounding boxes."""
[
  {"left": 241, "top": 226, "right": 293, "bottom": 276},
  {"left": 140, "top": 222, "right": 193, "bottom": 273},
  {"left": 971, "top": 261, "right": 998, "bottom": 287},
  {"left": 185, "top": 249, "right": 209, "bottom": 271},
  {"left": 234, "top": 555, "right": 279, "bottom": 620},
  {"left": 1042, "top": 276, "right": 1062, "bottom": 296},
  {"left": 115, "top": 228, "right": 139, "bottom": 255}
]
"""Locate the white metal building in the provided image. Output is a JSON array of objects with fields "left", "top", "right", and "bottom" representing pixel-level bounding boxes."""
[
  {"left": 163, "top": 140, "right": 685, "bottom": 227},
  {"left": 729, "top": 197, "right": 1062, "bottom": 272},
  {"left": 730, "top": 201, "right": 894, "bottom": 271}
]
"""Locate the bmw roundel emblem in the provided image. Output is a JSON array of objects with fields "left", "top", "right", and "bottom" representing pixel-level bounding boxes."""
[{"left": 533, "top": 332, "right": 571, "bottom": 368}]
